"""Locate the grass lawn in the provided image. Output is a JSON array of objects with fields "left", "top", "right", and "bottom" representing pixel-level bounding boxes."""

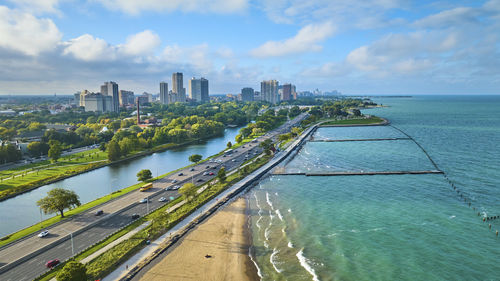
[{"left": 321, "top": 116, "right": 385, "bottom": 126}]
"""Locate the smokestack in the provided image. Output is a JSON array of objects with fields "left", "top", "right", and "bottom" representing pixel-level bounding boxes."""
[{"left": 136, "top": 98, "right": 140, "bottom": 125}]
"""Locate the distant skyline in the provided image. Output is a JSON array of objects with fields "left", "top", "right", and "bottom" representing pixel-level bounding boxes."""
[{"left": 0, "top": 0, "right": 499, "bottom": 95}]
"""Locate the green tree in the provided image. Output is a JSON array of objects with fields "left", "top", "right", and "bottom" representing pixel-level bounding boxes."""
[
  {"left": 235, "top": 134, "right": 243, "bottom": 143},
  {"left": 226, "top": 141, "right": 232, "bottom": 148},
  {"left": 27, "top": 141, "right": 49, "bottom": 157},
  {"left": 99, "top": 142, "right": 106, "bottom": 152},
  {"left": 37, "top": 188, "right": 81, "bottom": 218},
  {"left": 107, "top": 140, "right": 121, "bottom": 161},
  {"left": 56, "top": 261, "right": 87, "bottom": 281},
  {"left": 48, "top": 140, "right": 62, "bottom": 162},
  {"left": 188, "top": 154, "right": 202, "bottom": 164},
  {"left": 108, "top": 120, "right": 121, "bottom": 131},
  {"left": 137, "top": 169, "right": 152, "bottom": 182},
  {"left": 179, "top": 183, "right": 197, "bottom": 202},
  {"left": 217, "top": 167, "right": 227, "bottom": 183},
  {"left": 353, "top": 109, "right": 361, "bottom": 116}
]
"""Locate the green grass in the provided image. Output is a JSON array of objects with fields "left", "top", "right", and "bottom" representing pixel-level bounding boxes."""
[{"left": 321, "top": 116, "right": 384, "bottom": 126}]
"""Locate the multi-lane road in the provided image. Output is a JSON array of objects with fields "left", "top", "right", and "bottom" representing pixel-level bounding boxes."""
[{"left": 0, "top": 113, "right": 308, "bottom": 281}]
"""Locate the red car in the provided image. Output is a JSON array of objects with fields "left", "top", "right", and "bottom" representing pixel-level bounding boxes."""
[
  {"left": 46, "top": 259, "right": 60, "bottom": 268},
  {"left": 209, "top": 172, "right": 214, "bottom": 175}
]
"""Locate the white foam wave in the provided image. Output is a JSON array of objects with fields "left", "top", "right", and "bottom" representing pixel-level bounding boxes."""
[
  {"left": 275, "top": 209, "right": 284, "bottom": 221},
  {"left": 296, "top": 248, "right": 320, "bottom": 281},
  {"left": 248, "top": 248, "right": 263, "bottom": 279},
  {"left": 288, "top": 241, "right": 294, "bottom": 248},
  {"left": 254, "top": 193, "right": 262, "bottom": 210},
  {"left": 449, "top": 215, "right": 456, "bottom": 219},
  {"left": 264, "top": 227, "right": 271, "bottom": 241},
  {"left": 263, "top": 241, "right": 269, "bottom": 248},
  {"left": 275, "top": 192, "right": 278, "bottom": 196},
  {"left": 266, "top": 192, "right": 274, "bottom": 210},
  {"left": 270, "top": 248, "right": 283, "bottom": 273},
  {"left": 288, "top": 208, "right": 292, "bottom": 213},
  {"left": 269, "top": 210, "right": 275, "bottom": 221}
]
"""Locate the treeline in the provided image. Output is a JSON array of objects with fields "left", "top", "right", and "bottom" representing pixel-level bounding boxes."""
[
  {"left": 0, "top": 143, "right": 22, "bottom": 164},
  {"left": 235, "top": 108, "right": 292, "bottom": 142},
  {"left": 301, "top": 98, "right": 375, "bottom": 126}
]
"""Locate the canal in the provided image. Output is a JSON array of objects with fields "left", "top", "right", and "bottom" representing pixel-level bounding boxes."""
[{"left": 0, "top": 127, "right": 241, "bottom": 237}]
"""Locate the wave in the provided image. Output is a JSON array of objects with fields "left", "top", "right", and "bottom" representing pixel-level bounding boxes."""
[
  {"left": 266, "top": 192, "right": 274, "bottom": 210},
  {"left": 264, "top": 226, "right": 271, "bottom": 241},
  {"left": 288, "top": 208, "right": 292, "bottom": 213},
  {"left": 275, "top": 209, "right": 284, "bottom": 221},
  {"left": 296, "top": 248, "right": 320, "bottom": 281},
  {"left": 248, "top": 247, "right": 263, "bottom": 280},
  {"left": 270, "top": 248, "right": 283, "bottom": 273},
  {"left": 288, "top": 241, "right": 294, "bottom": 248}
]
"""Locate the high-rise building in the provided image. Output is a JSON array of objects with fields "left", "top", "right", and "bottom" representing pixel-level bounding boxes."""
[
  {"left": 241, "top": 87, "right": 254, "bottom": 102},
  {"left": 159, "top": 82, "right": 168, "bottom": 104},
  {"left": 79, "top": 90, "right": 91, "bottom": 107},
  {"left": 281, "top": 84, "right": 292, "bottom": 101},
  {"left": 100, "top": 81, "right": 119, "bottom": 112},
  {"left": 188, "top": 77, "right": 209, "bottom": 103},
  {"left": 261, "top": 80, "right": 279, "bottom": 104},
  {"left": 84, "top": 93, "right": 113, "bottom": 112},
  {"left": 119, "top": 90, "right": 134, "bottom": 106},
  {"left": 171, "top": 72, "right": 186, "bottom": 103}
]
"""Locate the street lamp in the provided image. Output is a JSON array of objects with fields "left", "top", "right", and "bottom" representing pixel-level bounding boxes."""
[
  {"left": 60, "top": 228, "right": 75, "bottom": 256},
  {"left": 146, "top": 196, "right": 149, "bottom": 214}
]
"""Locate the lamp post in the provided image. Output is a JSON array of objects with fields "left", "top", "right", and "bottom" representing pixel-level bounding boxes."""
[{"left": 60, "top": 228, "right": 75, "bottom": 256}]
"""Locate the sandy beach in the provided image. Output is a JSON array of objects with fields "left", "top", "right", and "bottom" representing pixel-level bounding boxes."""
[{"left": 138, "top": 197, "right": 259, "bottom": 281}]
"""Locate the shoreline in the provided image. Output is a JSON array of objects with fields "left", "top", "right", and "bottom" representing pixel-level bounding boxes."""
[{"left": 135, "top": 197, "right": 259, "bottom": 281}]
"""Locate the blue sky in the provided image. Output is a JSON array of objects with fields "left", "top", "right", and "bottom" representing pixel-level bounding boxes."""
[{"left": 0, "top": 0, "right": 499, "bottom": 95}]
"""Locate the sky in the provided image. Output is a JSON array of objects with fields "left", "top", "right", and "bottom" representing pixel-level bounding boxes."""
[{"left": 0, "top": 0, "right": 499, "bottom": 95}]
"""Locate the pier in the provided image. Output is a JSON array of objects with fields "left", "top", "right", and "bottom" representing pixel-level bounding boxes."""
[
  {"left": 309, "top": 137, "right": 411, "bottom": 142},
  {"left": 273, "top": 170, "right": 444, "bottom": 176}
]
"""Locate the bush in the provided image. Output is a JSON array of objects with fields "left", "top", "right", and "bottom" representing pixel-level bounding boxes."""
[{"left": 56, "top": 261, "right": 87, "bottom": 281}]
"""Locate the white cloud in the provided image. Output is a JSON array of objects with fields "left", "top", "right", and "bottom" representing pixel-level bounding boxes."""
[
  {"left": 0, "top": 6, "right": 62, "bottom": 56},
  {"left": 94, "top": 0, "right": 248, "bottom": 15},
  {"left": 121, "top": 30, "right": 161, "bottom": 56},
  {"left": 7, "top": 0, "right": 62, "bottom": 14},
  {"left": 250, "top": 21, "right": 336, "bottom": 57},
  {"left": 63, "top": 34, "right": 115, "bottom": 61}
]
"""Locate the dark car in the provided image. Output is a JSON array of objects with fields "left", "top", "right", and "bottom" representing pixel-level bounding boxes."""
[
  {"left": 197, "top": 179, "right": 203, "bottom": 182},
  {"left": 131, "top": 213, "right": 140, "bottom": 219},
  {"left": 178, "top": 172, "right": 184, "bottom": 176},
  {"left": 46, "top": 259, "right": 60, "bottom": 268},
  {"left": 95, "top": 210, "right": 104, "bottom": 216}
]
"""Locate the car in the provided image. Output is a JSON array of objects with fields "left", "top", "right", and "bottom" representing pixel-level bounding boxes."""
[
  {"left": 206, "top": 165, "right": 210, "bottom": 169},
  {"left": 131, "top": 213, "right": 140, "bottom": 219},
  {"left": 178, "top": 172, "right": 184, "bottom": 176},
  {"left": 171, "top": 179, "right": 178, "bottom": 183},
  {"left": 209, "top": 172, "right": 214, "bottom": 176},
  {"left": 139, "top": 198, "right": 149, "bottom": 203},
  {"left": 203, "top": 172, "right": 209, "bottom": 176},
  {"left": 95, "top": 210, "right": 104, "bottom": 216},
  {"left": 38, "top": 230, "right": 49, "bottom": 238},
  {"left": 46, "top": 259, "right": 60, "bottom": 268},
  {"left": 212, "top": 166, "right": 217, "bottom": 169},
  {"left": 190, "top": 168, "right": 195, "bottom": 171},
  {"left": 222, "top": 155, "right": 226, "bottom": 157},
  {"left": 197, "top": 179, "right": 203, "bottom": 182},
  {"left": 242, "top": 145, "right": 245, "bottom": 148},
  {"left": 159, "top": 197, "right": 167, "bottom": 202},
  {"left": 165, "top": 186, "right": 172, "bottom": 191},
  {"left": 232, "top": 159, "right": 236, "bottom": 162},
  {"left": 173, "top": 185, "right": 181, "bottom": 190}
]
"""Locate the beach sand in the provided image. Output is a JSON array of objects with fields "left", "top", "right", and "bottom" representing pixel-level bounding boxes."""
[{"left": 139, "top": 197, "right": 259, "bottom": 281}]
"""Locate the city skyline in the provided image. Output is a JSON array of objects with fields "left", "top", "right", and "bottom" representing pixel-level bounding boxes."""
[{"left": 1, "top": 1, "right": 499, "bottom": 95}]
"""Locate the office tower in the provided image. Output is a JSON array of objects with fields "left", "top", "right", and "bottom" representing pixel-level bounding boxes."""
[
  {"left": 79, "top": 90, "right": 91, "bottom": 107},
  {"left": 189, "top": 77, "right": 201, "bottom": 101},
  {"left": 171, "top": 72, "right": 186, "bottom": 103},
  {"left": 241, "top": 87, "right": 254, "bottom": 102},
  {"left": 100, "top": 81, "right": 119, "bottom": 112},
  {"left": 281, "top": 84, "right": 292, "bottom": 101},
  {"left": 119, "top": 90, "right": 134, "bottom": 106},
  {"left": 261, "top": 80, "right": 279, "bottom": 104},
  {"left": 84, "top": 93, "right": 113, "bottom": 112},
  {"left": 160, "top": 82, "right": 168, "bottom": 104},
  {"left": 200, "top": 78, "right": 209, "bottom": 103},
  {"left": 292, "top": 84, "right": 297, "bottom": 100}
]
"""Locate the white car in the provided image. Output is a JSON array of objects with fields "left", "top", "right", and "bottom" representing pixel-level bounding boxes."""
[
  {"left": 139, "top": 198, "right": 149, "bottom": 203},
  {"left": 173, "top": 185, "right": 181, "bottom": 190},
  {"left": 38, "top": 230, "right": 49, "bottom": 238},
  {"left": 171, "top": 179, "right": 177, "bottom": 183},
  {"left": 158, "top": 197, "right": 167, "bottom": 202}
]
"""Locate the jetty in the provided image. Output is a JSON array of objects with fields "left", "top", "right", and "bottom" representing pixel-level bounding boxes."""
[
  {"left": 309, "top": 137, "right": 410, "bottom": 142},
  {"left": 273, "top": 170, "right": 444, "bottom": 176}
]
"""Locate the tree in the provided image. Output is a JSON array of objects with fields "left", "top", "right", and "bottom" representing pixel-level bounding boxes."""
[
  {"left": 217, "top": 167, "right": 226, "bottom": 183},
  {"left": 48, "top": 140, "right": 62, "bottom": 162},
  {"left": 56, "top": 261, "right": 87, "bottom": 281},
  {"left": 179, "top": 183, "right": 197, "bottom": 202},
  {"left": 99, "top": 142, "right": 106, "bottom": 152},
  {"left": 353, "top": 109, "right": 362, "bottom": 116},
  {"left": 235, "top": 134, "right": 243, "bottom": 143},
  {"left": 226, "top": 141, "right": 232, "bottom": 148},
  {"left": 137, "top": 169, "right": 152, "bottom": 182},
  {"left": 107, "top": 140, "right": 121, "bottom": 161},
  {"left": 188, "top": 154, "right": 202, "bottom": 164},
  {"left": 37, "top": 188, "right": 81, "bottom": 218}
]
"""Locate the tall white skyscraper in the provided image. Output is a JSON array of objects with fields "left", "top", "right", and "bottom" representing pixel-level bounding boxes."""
[
  {"left": 261, "top": 80, "right": 279, "bottom": 104},
  {"left": 171, "top": 72, "right": 186, "bottom": 103},
  {"left": 100, "top": 81, "right": 119, "bottom": 112},
  {"left": 160, "top": 82, "right": 168, "bottom": 104}
]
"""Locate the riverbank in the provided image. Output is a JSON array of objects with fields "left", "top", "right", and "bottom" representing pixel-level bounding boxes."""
[{"left": 137, "top": 198, "right": 258, "bottom": 281}]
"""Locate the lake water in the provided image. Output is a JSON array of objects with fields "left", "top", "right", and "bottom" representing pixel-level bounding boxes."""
[
  {"left": 248, "top": 95, "right": 500, "bottom": 281},
  {"left": 0, "top": 127, "right": 241, "bottom": 237}
]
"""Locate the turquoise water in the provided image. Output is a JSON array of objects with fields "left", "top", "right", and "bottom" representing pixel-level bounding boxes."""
[{"left": 248, "top": 96, "right": 500, "bottom": 281}]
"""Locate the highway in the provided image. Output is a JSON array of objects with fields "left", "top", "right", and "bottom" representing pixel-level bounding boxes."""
[{"left": 0, "top": 113, "right": 308, "bottom": 281}]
